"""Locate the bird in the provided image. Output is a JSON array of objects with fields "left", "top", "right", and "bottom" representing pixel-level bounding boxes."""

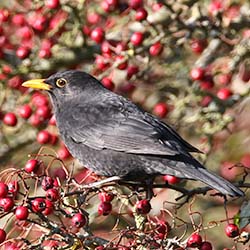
[{"left": 22, "top": 70, "right": 244, "bottom": 197}]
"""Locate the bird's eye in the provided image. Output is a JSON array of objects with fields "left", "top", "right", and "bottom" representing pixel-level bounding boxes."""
[{"left": 56, "top": 78, "right": 67, "bottom": 88}]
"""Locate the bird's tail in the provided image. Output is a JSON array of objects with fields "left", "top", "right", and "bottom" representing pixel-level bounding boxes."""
[{"left": 160, "top": 155, "right": 244, "bottom": 197}]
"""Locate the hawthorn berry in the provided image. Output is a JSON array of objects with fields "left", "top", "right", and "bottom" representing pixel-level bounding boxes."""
[
  {"left": 31, "top": 198, "right": 46, "bottom": 213},
  {"left": 8, "top": 76, "right": 23, "bottom": 89},
  {"left": 90, "top": 27, "right": 105, "bottom": 44},
  {"left": 130, "top": 32, "right": 144, "bottom": 46},
  {"left": 217, "top": 88, "right": 232, "bottom": 100},
  {"left": 95, "top": 55, "right": 110, "bottom": 71},
  {"left": 136, "top": 199, "right": 151, "bottom": 214},
  {"left": 153, "top": 102, "right": 168, "bottom": 118},
  {"left": 57, "top": 145, "right": 71, "bottom": 160},
  {"left": 102, "top": 77, "right": 115, "bottom": 91},
  {"left": 98, "top": 202, "right": 112, "bottom": 216},
  {"left": 35, "top": 105, "right": 51, "bottom": 120},
  {"left": 156, "top": 220, "right": 171, "bottom": 236},
  {"left": 127, "top": 65, "right": 139, "bottom": 79},
  {"left": 16, "top": 46, "right": 30, "bottom": 59},
  {"left": 200, "top": 96, "right": 213, "bottom": 107},
  {"left": 49, "top": 115, "right": 56, "bottom": 126},
  {"left": 15, "top": 206, "right": 29, "bottom": 220},
  {"left": 42, "top": 176, "right": 54, "bottom": 191},
  {"left": 18, "top": 104, "right": 32, "bottom": 119},
  {"left": 32, "top": 15, "right": 47, "bottom": 31},
  {"left": 190, "top": 39, "right": 207, "bottom": 54},
  {"left": 46, "top": 188, "right": 60, "bottom": 202},
  {"left": 45, "top": 0, "right": 60, "bottom": 9},
  {"left": 129, "top": 0, "right": 143, "bottom": 9},
  {"left": 3, "top": 113, "right": 17, "bottom": 126},
  {"left": 31, "top": 93, "right": 49, "bottom": 107},
  {"left": 187, "top": 233, "right": 202, "bottom": 248},
  {"left": 7, "top": 181, "right": 19, "bottom": 197},
  {"left": 71, "top": 213, "right": 87, "bottom": 227},
  {"left": 217, "top": 73, "right": 232, "bottom": 85},
  {"left": 98, "top": 192, "right": 114, "bottom": 203},
  {"left": 0, "top": 228, "right": 6, "bottom": 244},
  {"left": 200, "top": 241, "right": 213, "bottom": 250},
  {"left": 225, "top": 223, "right": 239, "bottom": 238},
  {"left": 116, "top": 55, "right": 128, "bottom": 70},
  {"left": 149, "top": 42, "right": 163, "bottom": 56},
  {"left": 0, "top": 197, "right": 14, "bottom": 212},
  {"left": 135, "top": 8, "right": 148, "bottom": 21},
  {"left": 0, "top": 182, "right": 8, "bottom": 198},
  {"left": 43, "top": 199, "right": 54, "bottom": 215},
  {"left": 0, "top": 9, "right": 9, "bottom": 22},
  {"left": 12, "top": 14, "right": 26, "bottom": 26},
  {"left": 163, "top": 175, "right": 181, "bottom": 184},
  {"left": 190, "top": 67, "right": 205, "bottom": 81},
  {"left": 37, "top": 130, "right": 51, "bottom": 144},
  {"left": 24, "top": 159, "right": 40, "bottom": 173},
  {"left": 199, "top": 80, "right": 214, "bottom": 90},
  {"left": 29, "top": 114, "right": 43, "bottom": 127}
]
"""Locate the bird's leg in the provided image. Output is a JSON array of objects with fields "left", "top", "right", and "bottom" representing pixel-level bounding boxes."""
[
  {"left": 145, "top": 178, "right": 154, "bottom": 200},
  {"left": 81, "top": 176, "right": 121, "bottom": 189}
]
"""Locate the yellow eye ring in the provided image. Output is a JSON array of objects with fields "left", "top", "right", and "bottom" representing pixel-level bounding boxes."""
[{"left": 56, "top": 78, "right": 67, "bottom": 88}]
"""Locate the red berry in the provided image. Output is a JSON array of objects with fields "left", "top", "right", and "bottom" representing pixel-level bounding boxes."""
[
  {"left": 0, "top": 197, "right": 14, "bottom": 212},
  {"left": 29, "top": 114, "right": 43, "bottom": 127},
  {"left": 135, "top": 8, "right": 148, "bottom": 21},
  {"left": 116, "top": 55, "right": 128, "bottom": 70},
  {"left": 43, "top": 199, "right": 54, "bottom": 215},
  {"left": 217, "top": 73, "right": 232, "bottom": 85},
  {"left": 101, "top": 0, "right": 118, "bottom": 12},
  {"left": 32, "top": 15, "right": 47, "bottom": 31},
  {"left": 190, "top": 39, "right": 207, "bottom": 54},
  {"left": 46, "top": 188, "right": 60, "bottom": 202},
  {"left": 49, "top": 115, "right": 56, "bottom": 126},
  {"left": 199, "top": 80, "right": 214, "bottom": 90},
  {"left": 190, "top": 67, "right": 205, "bottom": 81},
  {"left": 17, "top": 26, "right": 33, "bottom": 40},
  {"left": 95, "top": 55, "right": 110, "bottom": 70},
  {"left": 115, "top": 42, "right": 128, "bottom": 54},
  {"left": 136, "top": 199, "right": 151, "bottom": 214},
  {"left": 163, "top": 175, "right": 181, "bottom": 184},
  {"left": 225, "top": 223, "right": 239, "bottom": 238},
  {"left": 156, "top": 220, "right": 171, "bottom": 235},
  {"left": 24, "top": 159, "right": 40, "bottom": 173},
  {"left": 102, "top": 77, "right": 115, "bottom": 91},
  {"left": 153, "top": 102, "right": 168, "bottom": 118},
  {"left": 98, "top": 192, "right": 114, "bottom": 202},
  {"left": 12, "top": 14, "right": 26, "bottom": 26},
  {"left": 3, "top": 113, "right": 17, "bottom": 126},
  {"left": 130, "top": 32, "right": 144, "bottom": 46},
  {"left": 57, "top": 145, "right": 71, "bottom": 160},
  {"left": 71, "top": 213, "right": 87, "bottom": 227},
  {"left": 42, "top": 176, "right": 54, "bottom": 191},
  {"left": 31, "top": 93, "right": 49, "bottom": 107},
  {"left": 8, "top": 76, "right": 23, "bottom": 89},
  {"left": 39, "top": 48, "right": 52, "bottom": 58},
  {"left": 15, "top": 206, "right": 29, "bottom": 220},
  {"left": 31, "top": 198, "right": 46, "bottom": 213},
  {"left": 217, "top": 88, "right": 232, "bottom": 100},
  {"left": 0, "top": 182, "right": 8, "bottom": 198},
  {"left": 127, "top": 65, "right": 139, "bottom": 79},
  {"left": 208, "top": 0, "right": 224, "bottom": 16},
  {"left": 98, "top": 202, "right": 112, "bottom": 216},
  {"left": 152, "top": 3, "right": 163, "bottom": 11},
  {"left": 0, "top": 9, "right": 9, "bottom": 22},
  {"left": 90, "top": 27, "right": 105, "bottom": 44},
  {"left": 16, "top": 46, "right": 30, "bottom": 59},
  {"left": 200, "top": 96, "right": 213, "bottom": 107},
  {"left": 7, "top": 181, "right": 19, "bottom": 197},
  {"left": 149, "top": 42, "right": 163, "bottom": 56},
  {"left": 18, "top": 104, "right": 32, "bottom": 119},
  {"left": 0, "top": 228, "right": 6, "bottom": 244},
  {"left": 200, "top": 241, "right": 213, "bottom": 250},
  {"left": 35, "top": 105, "right": 51, "bottom": 120},
  {"left": 101, "top": 41, "right": 112, "bottom": 56},
  {"left": 129, "top": 0, "right": 143, "bottom": 9},
  {"left": 37, "top": 130, "right": 51, "bottom": 144},
  {"left": 45, "top": 0, "right": 60, "bottom": 9},
  {"left": 187, "top": 233, "right": 202, "bottom": 248}
]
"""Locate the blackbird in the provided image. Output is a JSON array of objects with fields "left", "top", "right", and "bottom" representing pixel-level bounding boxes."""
[{"left": 22, "top": 70, "right": 243, "bottom": 197}]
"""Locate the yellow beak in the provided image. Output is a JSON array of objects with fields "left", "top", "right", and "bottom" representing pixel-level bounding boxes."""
[{"left": 22, "top": 79, "right": 52, "bottom": 90}]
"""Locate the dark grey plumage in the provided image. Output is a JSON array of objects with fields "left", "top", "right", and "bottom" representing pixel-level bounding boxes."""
[{"left": 42, "top": 70, "right": 243, "bottom": 196}]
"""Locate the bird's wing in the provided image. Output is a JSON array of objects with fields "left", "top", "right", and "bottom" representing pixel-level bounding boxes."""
[{"left": 61, "top": 94, "right": 200, "bottom": 156}]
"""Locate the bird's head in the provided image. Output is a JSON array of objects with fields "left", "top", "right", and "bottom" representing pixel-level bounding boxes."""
[{"left": 22, "top": 70, "right": 104, "bottom": 100}]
